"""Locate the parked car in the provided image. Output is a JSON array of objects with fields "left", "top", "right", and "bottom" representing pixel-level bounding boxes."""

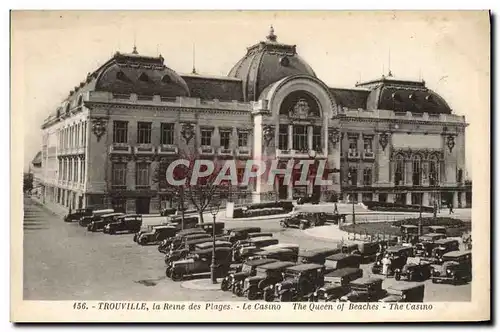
[
  {"left": 312, "top": 284, "right": 350, "bottom": 302},
  {"left": 78, "top": 209, "right": 114, "bottom": 227},
  {"left": 260, "top": 243, "right": 300, "bottom": 256},
  {"left": 169, "top": 232, "right": 212, "bottom": 250},
  {"left": 64, "top": 208, "right": 93, "bottom": 222},
  {"left": 243, "top": 261, "right": 296, "bottom": 301},
  {"left": 414, "top": 233, "right": 447, "bottom": 257},
  {"left": 137, "top": 225, "right": 178, "bottom": 245},
  {"left": 87, "top": 213, "right": 125, "bottom": 232},
  {"left": 221, "top": 258, "right": 278, "bottom": 296},
  {"left": 165, "top": 216, "right": 199, "bottom": 230},
  {"left": 340, "top": 277, "right": 387, "bottom": 302},
  {"left": 379, "top": 283, "right": 425, "bottom": 302},
  {"left": 224, "top": 227, "right": 262, "bottom": 243},
  {"left": 195, "top": 222, "right": 225, "bottom": 236},
  {"left": 247, "top": 232, "right": 274, "bottom": 239},
  {"left": 233, "top": 237, "right": 279, "bottom": 262},
  {"left": 296, "top": 195, "right": 320, "bottom": 205},
  {"left": 400, "top": 224, "right": 420, "bottom": 243},
  {"left": 194, "top": 240, "right": 233, "bottom": 251},
  {"left": 353, "top": 241, "right": 382, "bottom": 262},
  {"left": 394, "top": 256, "right": 433, "bottom": 281},
  {"left": 427, "top": 239, "right": 461, "bottom": 264},
  {"left": 431, "top": 250, "right": 472, "bottom": 285},
  {"left": 164, "top": 237, "right": 215, "bottom": 266},
  {"left": 169, "top": 247, "right": 233, "bottom": 281},
  {"left": 134, "top": 223, "right": 169, "bottom": 242},
  {"left": 419, "top": 233, "right": 447, "bottom": 242},
  {"left": 104, "top": 214, "right": 142, "bottom": 234},
  {"left": 324, "top": 253, "right": 362, "bottom": 273},
  {"left": 427, "top": 225, "right": 447, "bottom": 235},
  {"left": 323, "top": 267, "right": 363, "bottom": 287},
  {"left": 281, "top": 212, "right": 325, "bottom": 230},
  {"left": 272, "top": 263, "right": 325, "bottom": 302},
  {"left": 160, "top": 207, "right": 177, "bottom": 216},
  {"left": 247, "top": 247, "right": 298, "bottom": 262},
  {"left": 297, "top": 248, "right": 341, "bottom": 265},
  {"left": 371, "top": 246, "right": 412, "bottom": 276},
  {"left": 338, "top": 243, "right": 361, "bottom": 255}
]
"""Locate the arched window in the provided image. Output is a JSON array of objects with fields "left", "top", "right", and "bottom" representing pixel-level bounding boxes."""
[
  {"left": 394, "top": 155, "right": 405, "bottom": 185},
  {"left": 412, "top": 155, "right": 422, "bottom": 186},
  {"left": 429, "top": 155, "right": 439, "bottom": 186}
]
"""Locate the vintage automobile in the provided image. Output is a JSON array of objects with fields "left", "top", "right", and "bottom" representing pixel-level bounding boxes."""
[
  {"left": 104, "top": 214, "right": 142, "bottom": 234},
  {"left": 427, "top": 225, "right": 447, "bottom": 235},
  {"left": 137, "top": 225, "right": 178, "bottom": 245},
  {"left": 169, "top": 247, "right": 233, "bottom": 281},
  {"left": 394, "top": 257, "right": 432, "bottom": 281},
  {"left": 353, "top": 241, "right": 382, "bottom": 262},
  {"left": 379, "top": 283, "right": 425, "bottom": 302},
  {"left": 338, "top": 243, "right": 362, "bottom": 255},
  {"left": 431, "top": 250, "right": 472, "bottom": 285},
  {"left": 371, "top": 246, "right": 412, "bottom": 276},
  {"left": 158, "top": 229, "right": 206, "bottom": 253},
  {"left": 160, "top": 207, "right": 177, "bottom": 216},
  {"left": 419, "top": 233, "right": 447, "bottom": 242},
  {"left": 312, "top": 284, "right": 350, "bottom": 302},
  {"left": 134, "top": 222, "right": 168, "bottom": 242},
  {"left": 272, "top": 263, "right": 325, "bottom": 302},
  {"left": 414, "top": 233, "right": 447, "bottom": 257},
  {"left": 340, "top": 277, "right": 387, "bottom": 302},
  {"left": 247, "top": 232, "right": 274, "bottom": 239},
  {"left": 78, "top": 209, "right": 115, "bottom": 227},
  {"left": 296, "top": 195, "right": 320, "bottom": 205},
  {"left": 280, "top": 212, "right": 325, "bottom": 230},
  {"left": 224, "top": 227, "right": 262, "bottom": 243},
  {"left": 87, "top": 213, "right": 125, "bottom": 232},
  {"left": 194, "top": 240, "right": 233, "bottom": 251},
  {"left": 169, "top": 232, "right": 213, "bottom": 250},
  {"left": 324, "top": 253, "right": 362, "bottom": 273},
  {"left": 195, "top": 222, "right": 225, "bottom": 236},
  {"left": 401, "top": 224, "right": 420, "bottom": 243},
  {"left": 427, "top": 239, "right": 461, "bottom": 264},
  {"left": 165, "top": 216, "right": 200, "bottom": 230},
  {"left": 324, "top": 267, "right": 363, "bottom": 287},
  {"left": 297, "top": 248, "right": 342, "bottom": 265},
  {"left": 233, "top": 237, "right": 279, "bottom": 262},
  {"left": 242, "top": 261, "right": 296, "bottom": 301},
  {"left": 64, "top": 208, "right": 93, "bottom": 222},
  {"left": 221, "top": 258, "right": 278, "bottom": 295},
  {"left": 164, "top": 237, "right": 217, "bottom": 265},
  {"left": 247, "top": 247, "right": 298, "bottom": 262}
]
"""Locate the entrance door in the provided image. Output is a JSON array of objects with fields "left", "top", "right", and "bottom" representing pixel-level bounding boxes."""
[
  {"left": 312, "top": 185, "right": 321, "bottom": 199},
  {"left": 277, "top": 176, "right": 288, "bottom": 200},
  {"left": 136, "top": 198, "right": 150, "bottom": 214}
]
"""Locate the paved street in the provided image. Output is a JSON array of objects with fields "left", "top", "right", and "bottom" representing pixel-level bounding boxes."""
[{"left": 23, "top": 197, "right": 470, "bottom": 301}]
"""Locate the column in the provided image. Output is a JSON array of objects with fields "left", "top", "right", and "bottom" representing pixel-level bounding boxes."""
[
  {"left": 288, "top": 125, "right": 293, "bottom": 150},
  {"left": 387, "top": 193, "right": 395, "bottom": 203},
  {"left": 307, "top": 125, "right": 313, "bottom": 150},
  {"left": 422, "top": 192, "right": 430, "bottom": 206},
  {"left": 406, "top": 192, "right": 412, "bottom": 205},
  {"left": 459, "top": 192, "right": 466, "bottom": 208},
  {"left": 452, "top": 191, "right": 458, "bottom": 208}
]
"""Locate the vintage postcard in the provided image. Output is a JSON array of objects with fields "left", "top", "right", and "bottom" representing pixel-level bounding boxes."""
[{"left": 11, "top": 10, "right": 490, "bottom": 322}]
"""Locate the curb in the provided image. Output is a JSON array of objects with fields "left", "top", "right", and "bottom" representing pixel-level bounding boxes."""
[
  {"left": 219, "top": 213, "right": 291, "bottom": 223},
  {"left": 181, "top": 279, "right": 223, "bottom": 291},
  {"left": 303, "top": 225, "right": 349, "bottom": 243}
]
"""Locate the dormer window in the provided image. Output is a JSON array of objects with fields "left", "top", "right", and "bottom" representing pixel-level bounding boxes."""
[
  {"left": 116, "top": 71, "right": 127, "bottom": 81},
  {"left": 161, "top": 74, "right": 172, "bottom": 83},
  {"left": 425, "top": 94, "right": 434, "bottom": 102},
  {"left": 409, "top": 93, "right": 416, "bottom": 100},
  {"left": 391, "top": 92, "right": 401, "bottom": 101},
  {"left": 139, "top": 72, "right": 149, "bottom": 82}
]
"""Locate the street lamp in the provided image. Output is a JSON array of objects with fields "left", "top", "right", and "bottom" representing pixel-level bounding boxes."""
[
  {"left": 308, "top": 148, "right": 318, "bottom": 199},
  {"left": 209, "top": 198, "right": 221, "bottom": 284}
]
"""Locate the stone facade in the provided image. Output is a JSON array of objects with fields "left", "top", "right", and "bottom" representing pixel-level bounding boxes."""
[{"left": 38, "top": 28, "right": 470, "bottom": 214}]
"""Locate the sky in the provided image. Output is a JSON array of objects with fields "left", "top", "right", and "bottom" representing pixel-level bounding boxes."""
[{"left": 12, "top": 11, "right": 490, "bottom": 176}]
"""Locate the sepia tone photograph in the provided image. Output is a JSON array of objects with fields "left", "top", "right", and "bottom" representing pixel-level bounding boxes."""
[{"left": 10, "top": 10, "right": 490, "bottom": 322}]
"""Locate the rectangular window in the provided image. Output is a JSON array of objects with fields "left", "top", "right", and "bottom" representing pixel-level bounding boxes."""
[
  {"left": 348, "top": 167, "right": 357, "bottom": 186},
  {"left": 362, "top": 193, "right": 373, "bottom": 202},
  {"left": 238, "top": 132, "right": 248, "bottom": 147},
  {"left": 201, "top": 129, "right": 212, "bottom": 146},
  {"left": 363, "top": 168, "right": 372, "bottom": 185},
  {"left": 112, "top": 163, "right": 127, "bottom": 187},
  {"left": 293, "top": 125, "right": 307, "bottom": 151},
  {"left": 220, "top": 131, "right": 231, "bottom": 149},
  {"left": 137, "top": 122, "right": 152, "bottom": 144},
  {"left": 111, "top": 198, "right": 127, "bottom": 213},
  {"left": 312, "top": 126, "right": 322, "bottom": 152},
  {"left": 349, "top": 137, "right": 357, "bottom": 151},
  {"left": 161, "top": 123, "right": 175, "bottom": 145},
  {"left": 363, "top": 138, "right": 373, "bottom": 152},
  {"left": 113, "top": 121, "right": 128, "bottom": 143},
  {"left": 278, "top": 125, "right": 288, "bottom": 150},
  {"left": 80, "top": 161, "right": 85, "bottom": 184},
  {"left": 136, "top": 163, "right": 150, "bottom": 187}
]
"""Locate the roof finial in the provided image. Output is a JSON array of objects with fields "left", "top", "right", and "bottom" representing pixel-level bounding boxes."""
[
  {"left": 191, "top": 43, "right": 197, "bottom": 74},
  {"left": 132, "top": 31, "right": 138, "bottom": 54},
  {"left": 266, "top": 25, "right": 277, "bottom": 42},
  {"left": 387, "top": 48, "right": 393, "bottom": 77}
]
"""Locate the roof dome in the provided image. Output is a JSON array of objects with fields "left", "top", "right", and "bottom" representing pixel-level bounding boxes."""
[
  {"left": 95, "top": 48, "right": 190, "bottom": 98},
  {"left": 228, "top": 26, "right": 316, "bottom": 101},
  {"left": 356, "top": 74, "right": 452, "bottom": 114}
]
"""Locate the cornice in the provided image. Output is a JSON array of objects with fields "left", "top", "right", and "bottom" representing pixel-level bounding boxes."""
[{"left": 338, "top": 116, "right": 468, "bottom": 127}]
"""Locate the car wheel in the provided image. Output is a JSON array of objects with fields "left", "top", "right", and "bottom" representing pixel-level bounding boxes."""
[
  {"left": 432, "top": 278, "right": 437, "bottom": 284},
  {"left": 394, "top": 272, "right": 401, "bottom": 281},
  {"left": 171, "top": 271, "right": 183, "bottom": 282},
  {"left": 234, "top": 284, "right": 244, "bottom": 297},
  {"left": 109, "top": 229, "right": 115, "bottom": 235},
  {"left": 133, "top": 234, "right": 138, "bottom": 242},
  {"left": 165, "top": 267, "right": 172, "bottom": 278},
  {"left": 247, "top": 291, "right": 257, "bottom": 301},
  {"left": 221, "top": 279, "right": 230, "bottom": 291},
  {"left": 280, "top": 291, "right": 292, "bottom": 302},
  {"left": 299, "top": 223, "right": 306, "bottom": 230},
  {"left": 139, "top": 237, "right": 147, "bottom": 245},
  {"left": 310, "top": 221, "right": 316, "bottom": 228},
  {"left": 263, "top": 289, "right": 274, "bottom": 302}
]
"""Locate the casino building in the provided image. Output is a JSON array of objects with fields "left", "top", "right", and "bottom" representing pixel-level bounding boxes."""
[{"left": 39, "top": 27, "right": 469, "bottom": 214}]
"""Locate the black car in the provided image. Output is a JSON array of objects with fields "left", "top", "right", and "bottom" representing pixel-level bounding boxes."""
[
  {"left": 63, "top": 208, "right": 92, "bottom": 222},
  {"left": 273, "top": 263, "right": 325, "bottom": 302},
  {"left": 88, "top": 213, "right": 125, "bottom": 232},
  {"left": 221, "top": 258, "right": 278, "bottom": 296},
  {"left": 160, "top": 208, "right": 177, "bottom": 216},
  {"left": 281, "top": 212, "right": 326, "bottom": 230},
  {"left": 104, "top": 214, "right": 143, "bottom": 234},
  {"left": 296, "top": 195, "right": 320, "bottom": 205}
]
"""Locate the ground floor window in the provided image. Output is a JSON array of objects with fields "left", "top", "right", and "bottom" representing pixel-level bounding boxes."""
[
  {"left": 112, "top": 198, "right": 127, "bottom": 213},
  {"left": 411, "top": 193, "right": 423, "bottom": 205},
  {"left": 378, "top": 193, "right": 387, "bottom": 202},
  {"left": 362, "top": 193, "right": 373, "bottom": 202},
  {"left": 395, "top": 193, "right": 406, "bottom": 205},
  {"left": 136, "top": 197, "right": 150, "bottom": 214}
]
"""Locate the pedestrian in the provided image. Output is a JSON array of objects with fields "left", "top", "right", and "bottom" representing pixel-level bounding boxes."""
[
  {"left": 449, "top": 203, "right": 454, "bottom": 214},
  {"left": 334, "top": 203, "right": 339, "bottom": 215},
  {"left": 382, "top": 254, "right": 391, "bottom": 277}
]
